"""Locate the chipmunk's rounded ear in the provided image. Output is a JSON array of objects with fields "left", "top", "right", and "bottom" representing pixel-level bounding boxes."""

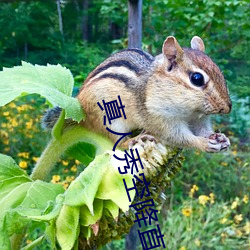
[
  {"left": 191, "top": 36, "right": 205, "bottom": 52},
  {"left": 162, "top": 36, "right": 184, "bottom": 62}
]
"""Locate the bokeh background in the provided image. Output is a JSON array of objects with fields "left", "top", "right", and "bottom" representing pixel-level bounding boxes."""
[{"left": 0, "top": 1, "right": 249, "bottom": 249}]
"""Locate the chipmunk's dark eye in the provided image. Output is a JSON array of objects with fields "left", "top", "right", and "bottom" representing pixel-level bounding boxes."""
[{"left": 190, "top": 72, "right": 204, "bottom": 87}]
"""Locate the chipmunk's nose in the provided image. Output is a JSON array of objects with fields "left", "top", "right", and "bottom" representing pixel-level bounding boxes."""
[{"left": 219, "top": 101, "right": 232, "bottom": 114}]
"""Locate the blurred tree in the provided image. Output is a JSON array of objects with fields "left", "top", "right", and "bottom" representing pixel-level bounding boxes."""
[
  {"left": 128, "top": 0, "right": 142, "bottom": 48},
  {"left": 57, "top": 0, "right": 64, "bottom": 36},
  {"left": 0, "top": 0, "right": 248, "bottom": 103}
]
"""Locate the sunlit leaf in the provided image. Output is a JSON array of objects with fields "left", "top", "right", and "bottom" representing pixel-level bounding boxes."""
[
  {"left": 0, "top": 154, "right": 30, "bottom": 181},
  {"left": 103, "top": 200, "right": 119, "bottom": 219},
  {"left": 63, "top": 153, "right": 109, "bottom": 213},
  {"left": 66, "top": 142, "right": 96, "bottom": 165},
  {"left": 56, "top": 205, "right": 80, "bottom": 250},
  {"left": 0, "top": 62, "right": 85, "bottom": 121},
  {"left": 80, "top": 199, "right": 103, "bottom": 227}
]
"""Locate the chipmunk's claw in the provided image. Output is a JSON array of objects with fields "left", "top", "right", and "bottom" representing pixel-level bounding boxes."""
[
  {"left": 207, "top": 133, "right": 230, "bottom": 152},
  {"left": 128, "top": 134, "right": 156, "bottom": 149}
]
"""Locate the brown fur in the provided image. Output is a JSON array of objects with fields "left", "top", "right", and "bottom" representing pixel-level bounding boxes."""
[{"left": 77, "top": 36, "right": 231, "bottom": 152}]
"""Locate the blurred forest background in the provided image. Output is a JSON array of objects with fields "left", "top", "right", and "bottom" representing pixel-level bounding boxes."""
[{"left": 0, "top": 0, "right": 249, "bottom": 249}]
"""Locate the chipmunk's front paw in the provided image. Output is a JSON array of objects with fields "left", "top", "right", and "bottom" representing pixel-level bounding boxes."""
[{"left": 206, "top": 133, "right": 230, "bottom": 152}]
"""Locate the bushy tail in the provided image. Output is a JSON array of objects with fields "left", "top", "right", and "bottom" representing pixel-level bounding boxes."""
[{"left": 41, "top": 106, "right": 62, "bottom": 130}]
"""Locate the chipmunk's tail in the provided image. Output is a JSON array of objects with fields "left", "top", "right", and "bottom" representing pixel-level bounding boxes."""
[{"left": 41, "top": 106, "right": 62, "bottom": 130}]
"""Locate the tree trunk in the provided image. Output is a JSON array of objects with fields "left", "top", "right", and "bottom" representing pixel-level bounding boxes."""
[
  {"left": 128, "top": 0, "right": 142, "bottom": 49},
  {"left": 82, "top": 0, "right": 89, "bottom": 41},
  {"left": 56, "top": 0, "right": 63, "bottom": 36}
]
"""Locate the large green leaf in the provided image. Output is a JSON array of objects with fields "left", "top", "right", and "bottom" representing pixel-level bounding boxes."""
[
  {"left": 56, "top": 205, "right": 80, "bottom": 250},
  {"left": 0, "top": 176, "right": 31, "bottom": 201},
  {"left": 65, "top": 142, "right": 96, "bottom": 165},
  {"left": 79, "top": 199, "right": 103, "bottom": 227},
  {"left": 20, "top": 181, "right": 64, "bottom": 213},
  {"left": 0, "top": 154, "right": 30, "bottom": 181},
  {"left": 0, "top": 154, "right": 65, "bottom": 248},
  {"left": 0, "top": 62, "right": 84, "bottom": 122},
  {"left": 95, "top": 151, "right": 134, "bottom": 212},
  {"left": 64, "top": 151, "right": 134, "bottom": 213},
  {"left": 63, "top": 153, "right": 108, "bottom": 213},
  {"left": 26, "top": 197, "right": 64, "bottom": 222}
]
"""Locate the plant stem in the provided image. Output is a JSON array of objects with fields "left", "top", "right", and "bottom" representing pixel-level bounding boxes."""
[
  {"left": 10, "top": 232, "right": 25, "bottom": 250},
  {"left": 30, "top": 126, "right": 114, "bottom": 181}
]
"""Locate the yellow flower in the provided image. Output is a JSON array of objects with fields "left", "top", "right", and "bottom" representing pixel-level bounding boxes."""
[
  {"left": 71, "top": 165, "right": 77, "bottom": 172},
  {"left": 194, "top": 238, "right": 201, "bottom": 247},
  {"left": 236, "top": 229, "right": 242, "bottom": 237},
  {"left": 221, "top": 162, "right": 228, "bottom": 167},
  {"left": 75, "top": 159, "right": 81, "bottom": 165},
  {"left": 62, "top": 160, "right": 69, "bottom": 166},
  {"left": 18, "top": 152, "right": 29, "bottom": 159},
  {"left": 26, "top": 239, "right": 32, "bottom": 244},
  {"left": 19, "top": 161, "right": 28, "bottom": 169},
  {"left": 51, "top": 175, "right": 61, "bottom": 183},
  {"left": 26, "top": 121, "right": 33, "bottom": 129},
  {"left": 231, "top": 198, "right": 240, "bottom": 209},
  {"left": 63, "top": 182, "right": 69, "bottom": 189},
  {"left": 9, "top": 102, "right": 16, "bottom": 108},
  {"left": 220, "top": 217, "right": 228, "bottom": 224},
  {"left": 235, "top": 157, "right": 242, "bottom": 163},
  {"left": 3, "top": 138, "right": 9, "bottom": 145},
  {"left": 3, "top": 111, "right": 9, "bottom": 116},
  {"left": 244, "top": 221, "right": 250, "bottom": 234},
  {"left": 66, "top": 176, "right": 75, "bottom": 182},
  {"left": 17, "top": 105, "right": 30, "bottom": 112},
  {"left": 182, "top": 207, "right": 192, "bottom": 217},
  {"left": 11, "top": 119, "right": 18, "bottom": 127},
  {"left": 209, "top": 193, "right": 215, "bottom": 204},
  {"left": 32, "top": 157, "right": 39, "bottom": 162},
  {"left": 0, "top": 130, "right": 8, "bottom": 138},
  {"left": 243, "top": 195, "right": 248, "bottom": 204},
  {"left": 198, "top": 195, "right": 210, "bottom": 206},
  {"left": 4, "top": 147, "right": 10, "bottom": 152},
  {"left": 234, "top": 214, "right": 243, "bottom": 224},
  {"left": 179, "top": 247, "right": 186, "bottom": 250},
  {"left": 189, "top": 184, "right": 199, "bottom": 197},
  {"left": 232, "top": 150, "right": 237, "bottom": 156},
  {"left": 221, "top": 232, "right": 227, "bottom": 238}
]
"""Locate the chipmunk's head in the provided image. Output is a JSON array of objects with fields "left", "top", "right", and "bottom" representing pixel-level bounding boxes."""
[{"left": 157, "top": 36, "right": 232, "bottom": 115}]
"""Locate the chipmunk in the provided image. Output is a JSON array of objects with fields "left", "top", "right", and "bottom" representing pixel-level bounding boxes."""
[{"left": 44, "top": 36, "right": 232, "bottom": 153}]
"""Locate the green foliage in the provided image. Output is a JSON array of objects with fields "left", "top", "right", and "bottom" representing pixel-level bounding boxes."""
[
  {"left": 61, "top": 42, "right": 110, "bottom": 86},
  {"left": 161, "top": 196, "right": 249, "bottom": 249},
  {"left": 0, "top": 62, "right": 134, "bottom": 249},
  {"left": 0, "top": 62, "right": 84, "bottom": 122},
  {"left": 0, "top": 154, "right": 64, "bottom": 249},
  {"left": 0, "top": 0, "right": 249, "bottom": 100},
  {"left": 143, "top": 0, "right": 250, "bottom": 99},
  {"left": 0, "top": 1, "right": 249, "bottom": 249},
  {"left": 170, "top": 143, "right": 250, "bottom": 204}
]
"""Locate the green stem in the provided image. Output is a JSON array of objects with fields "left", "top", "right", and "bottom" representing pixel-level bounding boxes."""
[
  {"left": 10, "top": 232, "right": 25, "bottom": 250},
  {"left": 30, "top": 126, "right": 114, "bottom": 181}
]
